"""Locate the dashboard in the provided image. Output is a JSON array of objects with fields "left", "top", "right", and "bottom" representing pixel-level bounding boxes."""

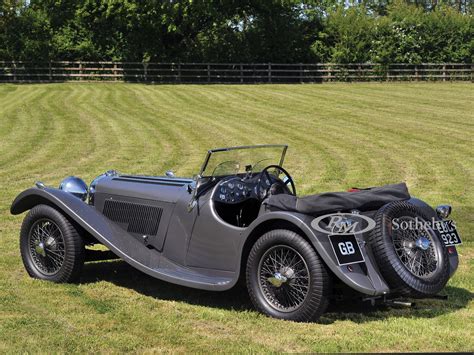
[{"left": 212, "top": 175, "right": 273, "bottom": 204}]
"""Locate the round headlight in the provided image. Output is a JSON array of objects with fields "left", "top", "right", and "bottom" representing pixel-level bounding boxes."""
[
  {"left": 436, "top": 204, "right": 452, "bottom": 219},
  {"left": 59, "top": 176, "right": 88, "bottom": 201}
]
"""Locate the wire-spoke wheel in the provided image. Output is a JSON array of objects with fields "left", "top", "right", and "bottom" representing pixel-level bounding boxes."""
[
  {"left": 392, "top": 216, "right": 440, "bottom": 279},
  {"left": 28, "top": 219, "right": 66, "bottom": 275},
  {"left": 20, "top": 204, "right": 84, "bottom": 283},
  {"left": 247, "top": 229, "right": 330, "bottom": 322},
  {"left": 369, "top": 201, "right": 450, "bottom": 297},
  {"left": 258, "top": 245, "right": 310, "bottom": 312}
]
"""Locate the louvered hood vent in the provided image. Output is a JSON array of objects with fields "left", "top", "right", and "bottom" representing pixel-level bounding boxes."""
[{"left": 103, "top": 199, "right": 163, "bottom": 236}]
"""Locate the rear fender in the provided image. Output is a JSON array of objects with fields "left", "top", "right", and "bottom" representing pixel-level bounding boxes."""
[{"left": 241, "top": 211, "right": 390, "bottom": 296}]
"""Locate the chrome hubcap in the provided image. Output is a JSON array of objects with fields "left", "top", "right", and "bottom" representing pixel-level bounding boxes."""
[
  {"left": 267, "top": 270, "right": 292, "bottom": 287},
  {"left": 258, "top": 245, "right": 310, "bottom": 312},
  {"left": 416, "top": 237, "right": 431, "bottom": 251},
  {"left": 35, "top": 242, "right": 46, "bottom": 257}
]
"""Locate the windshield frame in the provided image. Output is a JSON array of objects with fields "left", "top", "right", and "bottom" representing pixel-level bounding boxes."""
[{"left": 198, "top": 144, "right": 288, "bottom": 178}]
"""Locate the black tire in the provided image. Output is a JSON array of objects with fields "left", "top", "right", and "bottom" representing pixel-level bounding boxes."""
[
  {"left": 369, "top": 201, "right": 450, "bottom": 297},
  {"left": 20, "top": 204, "right": 85, "bottom": 283},
  {"left": 246, "top": 229, "right": 330, "bottom": 322}
]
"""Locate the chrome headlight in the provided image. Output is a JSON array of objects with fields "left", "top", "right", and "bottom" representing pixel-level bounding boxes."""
[
  {"left": 59, "top": 176, "right": 88, "bottom": 201},
  {"left": 436, "top": 204, "right": 452, "bottom": 219}
]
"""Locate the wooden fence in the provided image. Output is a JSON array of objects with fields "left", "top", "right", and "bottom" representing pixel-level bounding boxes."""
[{"left": 0, "top": 61, "right": 472, "bottom": 83}]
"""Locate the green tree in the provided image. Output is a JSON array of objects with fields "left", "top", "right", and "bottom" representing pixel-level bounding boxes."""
[
  {"left": 315, "top": 5, "right": 375, "bottom": 63},
  {"left": 0, "top": 0, "right": 51, "bottom": 61}
]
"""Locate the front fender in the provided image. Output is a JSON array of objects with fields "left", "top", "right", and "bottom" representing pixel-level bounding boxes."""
[
  {"left": 12, "top": 187, "right": 88, "bottom": 216},
  {"left": 11, "top": 188, "right": 170, "bottom": 281},
  {"left": 11, "top": 187, "right": 159, "bottom": 267},
  {"left": 242, "top": 211, "right": 390, "bottom": 296},
  {"left": 11, "top": 187, "right": 236, "bottom": 290}
]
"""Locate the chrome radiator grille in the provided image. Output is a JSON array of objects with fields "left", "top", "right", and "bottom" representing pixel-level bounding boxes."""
[{"left": 103, "top": 199, "right": 163, "bottom": 236}]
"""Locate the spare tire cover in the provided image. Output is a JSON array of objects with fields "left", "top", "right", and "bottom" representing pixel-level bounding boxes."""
[{"left": 369, "top": 201, "right": 450, "bottom": 297}]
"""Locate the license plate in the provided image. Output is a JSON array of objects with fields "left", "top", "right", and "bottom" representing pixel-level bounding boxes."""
[
  {"left": 328, "top": 234, "right": 365, "bottom": 266},
  {"left": 438, "top": 220, "right": 462, "bottom": 246}
]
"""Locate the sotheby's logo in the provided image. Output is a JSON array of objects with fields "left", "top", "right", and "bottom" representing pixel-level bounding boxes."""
[{"left": 311, "top": 212, "right": 376, "bottom": 235}]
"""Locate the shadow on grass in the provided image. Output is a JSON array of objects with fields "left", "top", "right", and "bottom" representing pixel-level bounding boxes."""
[
  {"left": 320, "top": 285, "right": 472, "bottom": 324},
  {"left": 81, "top": 260, "right": 472, "bottom": 323},
  {"left": 81, "top": 260, "right": 254, "bottom": 312}
]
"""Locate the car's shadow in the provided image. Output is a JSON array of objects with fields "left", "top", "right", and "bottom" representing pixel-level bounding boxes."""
[
  {"left": 81, "top": 260, "right": 472, "bottom": 324},
  {"left": 81, "top": 260, "right": 253, "bottom": 311}
]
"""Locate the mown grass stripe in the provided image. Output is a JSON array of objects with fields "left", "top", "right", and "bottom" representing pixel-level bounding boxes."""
[{"left": 0, "top": 82, "right": 472, "bottom": 353}]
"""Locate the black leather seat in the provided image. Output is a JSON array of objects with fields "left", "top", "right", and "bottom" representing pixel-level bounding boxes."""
[{"left": 264, "top": 182, "right": 410, "bottom": 216}]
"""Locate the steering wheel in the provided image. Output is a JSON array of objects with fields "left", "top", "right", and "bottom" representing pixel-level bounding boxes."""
[{"left": 258, "top": 165, "right": 296, "bottom": 200}]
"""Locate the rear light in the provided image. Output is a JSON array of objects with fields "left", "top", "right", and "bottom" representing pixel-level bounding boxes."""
[
  {"left": 347, "top": 265, "right": 354, "bottom": 272},
  {"left": 448, "top": 246, "right": 456, "bottom": 255},
  {"left": 436, "top": 205, "right": 452, "bottom": 219}
]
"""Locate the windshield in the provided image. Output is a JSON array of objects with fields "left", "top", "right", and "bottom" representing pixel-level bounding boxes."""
[{"left": 199, "top": 145, "right": 288, "bottom": 177}]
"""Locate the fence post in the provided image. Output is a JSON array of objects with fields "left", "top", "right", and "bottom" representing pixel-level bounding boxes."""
[
  {"left": 13, "top": 61, "right": 16, "bottom": 82},
  {"left": 240, "top": 64, "right": 243, "bottom": 83},
  {"left": 300, "top": 63, "right": 303, "bottom": 83},
  {"left": 178, "top": 63, "right": 181, "bottom": 83},
  {"left": 143, "top": 63, "right": 148, "bottom": 82},
  {"left": 414, "top": 65, "right": 418, "bottom": 81},
  {"left": 207, "top": 64, "right": 210, "bottom": 83},
  {"left": 328, "top": 64, "right": 332, "bottom": 83},
  {"left": 268, "top": 63, "right": 272, "bottom": 83},
  {"left": 79, "top": 62, "right": 83, "bottom": 81},
  {"left": 113, "top": 63, "right": 118, "bottom": 81},
  {"left": 443, "top": 64, "right": 446, "bottom": 82}
]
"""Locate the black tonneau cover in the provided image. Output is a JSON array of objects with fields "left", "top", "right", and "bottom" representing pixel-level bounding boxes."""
[{"left": 265, "top": 182, "right": 410, "bottom": 215}]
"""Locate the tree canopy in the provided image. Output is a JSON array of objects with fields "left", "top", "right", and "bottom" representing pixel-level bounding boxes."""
[{"left": 0, "top": 0, "right": 472, "bottom": 63}]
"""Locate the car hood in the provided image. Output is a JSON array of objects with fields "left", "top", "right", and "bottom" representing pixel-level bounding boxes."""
[{"left": 96, "top": 174, "right": 192, "bottom": 203}]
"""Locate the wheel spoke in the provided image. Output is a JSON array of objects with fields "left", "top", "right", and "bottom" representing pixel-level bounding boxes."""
[
  {"left": 47, "top": 255, "right": 62, "bottom": 269},
  {"left": 28, "top": 219, "right": 65, "bottom": 275},
  {"left": 47, "top": 250, "right": 64, "bottom": 260},
  {"left": 392, "top": 216, "right": 440, "bottom": 279},
  {"left": 258, "top": 245, "right": 310, "bottom": 312},
  {"left": 287, "top": 287, "right": 305, "bottom": 304}
]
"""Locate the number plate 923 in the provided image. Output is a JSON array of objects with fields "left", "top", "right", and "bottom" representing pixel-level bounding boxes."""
[{"left": 438, "top": 220, "right": 462, "bottom": 246}]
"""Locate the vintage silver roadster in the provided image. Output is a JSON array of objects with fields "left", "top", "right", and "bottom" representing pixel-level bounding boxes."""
[{"left": 11, "top": 145, "right": 461, "bottom": 321}]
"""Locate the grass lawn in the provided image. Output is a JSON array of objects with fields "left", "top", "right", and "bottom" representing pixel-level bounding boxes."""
[{"left": 0, "top": 82, "right": 472, "bottom": 352}]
